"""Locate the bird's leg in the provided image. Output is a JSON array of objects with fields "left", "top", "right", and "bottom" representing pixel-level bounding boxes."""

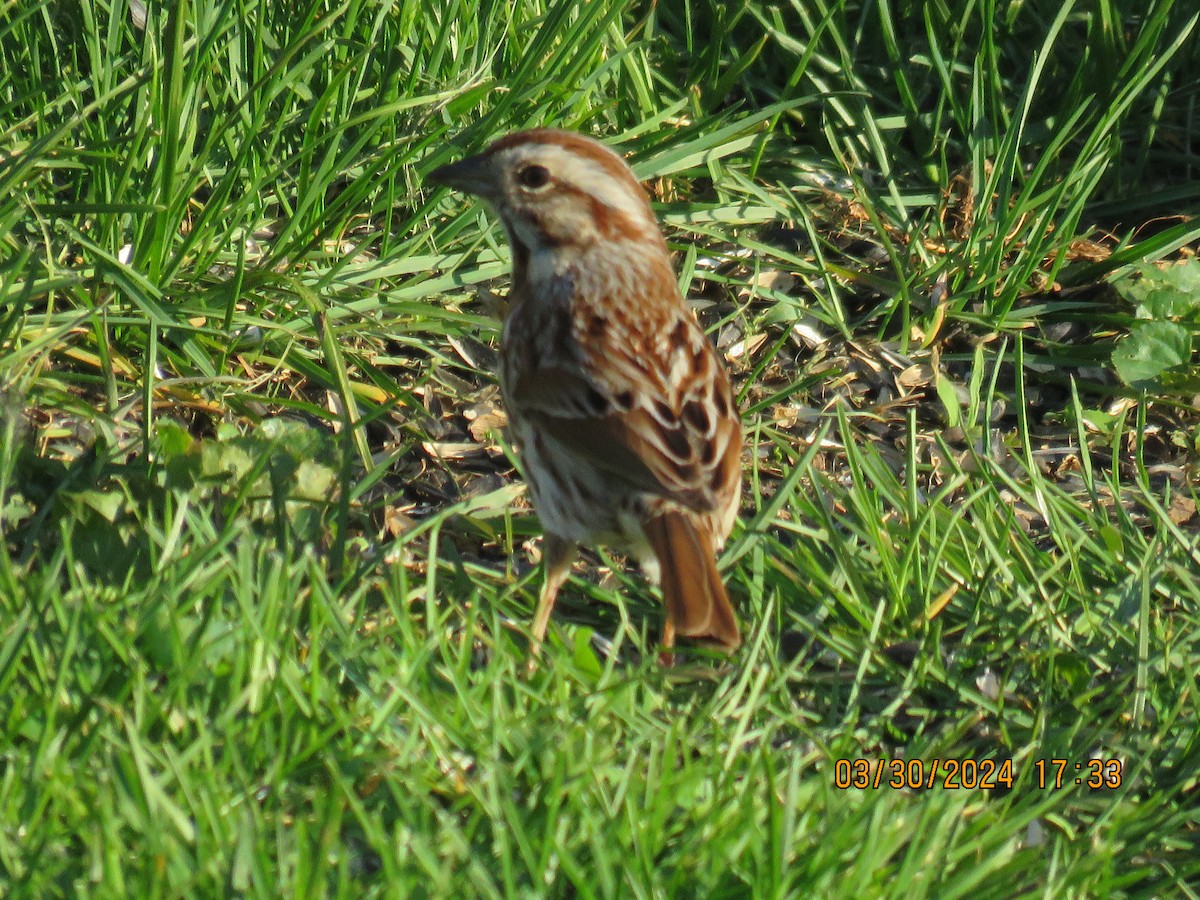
[
  {"left": 529, "top": 533, "right": 577, "bottom": 662},
  {"left": 658, "top": 616, "right": 676, "bottom": 667}
]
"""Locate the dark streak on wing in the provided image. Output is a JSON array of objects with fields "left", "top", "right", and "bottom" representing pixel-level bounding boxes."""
[
  {"left": 682, "top": 399, "right": 709, "bottom": 434},
  {"left": 512, "top": 367, "right": 711, "bottom": 512}
]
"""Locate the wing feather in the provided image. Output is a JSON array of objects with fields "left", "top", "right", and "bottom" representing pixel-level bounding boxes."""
[{"left": 508, "top": 308, "right": 738, "bottom": 517}]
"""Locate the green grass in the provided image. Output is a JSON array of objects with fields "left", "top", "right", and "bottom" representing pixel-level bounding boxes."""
[{"left": 2, "top": 0, "right": 1200, "bottom": 895}]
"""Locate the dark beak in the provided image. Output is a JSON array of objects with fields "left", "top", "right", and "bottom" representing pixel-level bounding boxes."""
[{"left": 426, "top": 152, "right": 497, "bottom": 199}]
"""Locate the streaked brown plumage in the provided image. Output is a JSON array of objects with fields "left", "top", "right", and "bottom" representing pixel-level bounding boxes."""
[{"left": 428, "top": 128, "right": 742, "bottom": 658}]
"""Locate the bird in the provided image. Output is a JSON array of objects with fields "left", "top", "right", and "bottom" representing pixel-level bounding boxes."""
[{"left": 427, "top": 128, "right": 742, "bottom": 659}]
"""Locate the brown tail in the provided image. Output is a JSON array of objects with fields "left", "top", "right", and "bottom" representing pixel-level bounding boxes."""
[{"left": 644, "top": 510, "right": 741, "bottom": 651}]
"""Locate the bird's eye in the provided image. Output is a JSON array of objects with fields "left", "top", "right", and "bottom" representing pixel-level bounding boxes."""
[{"left": 516, "top": 164, "right": 551, "bottom": 190}]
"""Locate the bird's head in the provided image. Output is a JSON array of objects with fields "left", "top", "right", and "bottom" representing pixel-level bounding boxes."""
[{"left": 428, "top": 129, "right": 662, "bottom": 256}]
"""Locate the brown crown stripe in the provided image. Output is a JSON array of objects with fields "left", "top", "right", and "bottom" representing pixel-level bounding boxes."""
[{"left": 488, "top": 128, "right": 647, "bottom": 199}]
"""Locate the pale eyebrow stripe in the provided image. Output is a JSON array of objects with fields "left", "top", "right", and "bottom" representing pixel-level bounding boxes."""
[{"left": 511, "top": 143, "right": 650, "bottom": 222}]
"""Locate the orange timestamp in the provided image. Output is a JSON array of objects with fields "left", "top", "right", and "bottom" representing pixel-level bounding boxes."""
[
  {"left": 834, "top": 757, "right": 1014, "bottom": 790},
  {"left": 833, "top": 757, "right": 1124, "bottom": 790},
  {"left": 1032, "top": 758, "right": 1122, "bottom": 789}
]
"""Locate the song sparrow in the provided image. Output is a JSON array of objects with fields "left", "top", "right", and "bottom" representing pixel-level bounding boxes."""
[{"left": 428, "top": 129, "right": 742, "bottom": 656}]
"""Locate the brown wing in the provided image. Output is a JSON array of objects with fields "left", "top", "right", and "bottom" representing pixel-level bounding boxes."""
[{"left": 509, "top": 308, "right": 740, "bottom": 517}]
